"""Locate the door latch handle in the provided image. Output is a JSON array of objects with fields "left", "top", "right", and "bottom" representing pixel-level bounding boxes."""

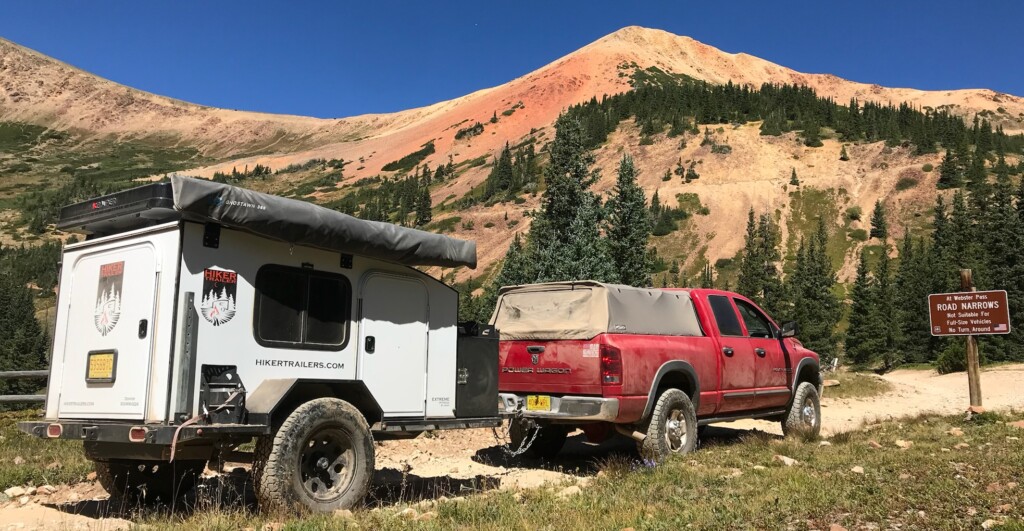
[
  {"left": 527, "top": 346, "right": 545, "bottom": 354},
  {"left": 755, "top": 348, "right": 767, "bottom": 357},
  {"left": 722, "top": 347, "right": 734, "bottom": 357},
  {"left": 365, "top": 336, "right": 376, "bottom": 354},
  {"left": 138, "top": 319, "right": 148, "bottom": 339}
]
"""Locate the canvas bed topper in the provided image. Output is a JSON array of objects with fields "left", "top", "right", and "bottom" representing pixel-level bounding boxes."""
[
  {"left": 57, "top": 176, "right": 477, "bottom": 269},
  {"left": 490, "top": 281, "right": 702, "bottom": 340}
]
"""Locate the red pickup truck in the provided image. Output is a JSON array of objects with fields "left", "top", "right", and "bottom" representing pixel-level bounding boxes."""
[{"left": 492, "top": 281, "right": 822, "bottom": 460}]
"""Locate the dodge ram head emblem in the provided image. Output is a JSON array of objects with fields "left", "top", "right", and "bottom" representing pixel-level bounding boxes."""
[{"left": 531, "top": 353, "right": 539, "bottom": 365}]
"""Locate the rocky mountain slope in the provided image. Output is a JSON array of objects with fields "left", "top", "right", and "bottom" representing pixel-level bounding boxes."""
[{"left": 2, "top": 27, "right": 1022, "bottom": 282}]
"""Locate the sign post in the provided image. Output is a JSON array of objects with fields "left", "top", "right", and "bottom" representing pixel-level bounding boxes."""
[{"left": 927, "top": 272, "right": 1012, "bottom": 409}]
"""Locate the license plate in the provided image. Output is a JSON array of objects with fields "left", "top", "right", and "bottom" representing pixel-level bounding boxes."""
[
  {"left": 86, "top": 351, "right": 117, "bottom": 383},
  {"left": 526, "top": 395, "right": 551, "bottom": 411}
]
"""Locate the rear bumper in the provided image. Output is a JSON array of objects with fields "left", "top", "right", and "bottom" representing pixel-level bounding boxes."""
[
  {"left": 498, "top": 392, "right": 619, "bottom": 422},
  {"left": 18, "top": 420, "right": 268, "bottom": 447}
]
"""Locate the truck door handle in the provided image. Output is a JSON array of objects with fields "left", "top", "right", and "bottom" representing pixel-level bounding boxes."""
[
  {"left": 722, "top": 347, "right": 734, "bottom": 357},
  {"left": 138, "top": 319, "right": 148, "bottom": 339},
  {"left": 527, "top": 346, "right": 545, "bottom": 354},
  {"left": 365, "top": 336, "right": 375, "bottom": 354},
  {"left": 755, "top": 348, "right": 766, "bottom": 357}
]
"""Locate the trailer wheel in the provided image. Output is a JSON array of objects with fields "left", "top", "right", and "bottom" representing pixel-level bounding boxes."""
[
  {"left": 782, "top": 381, "right": 821, "bottom": 438},
  {"left": 254, "top": 398, "right": 374, "bottom": 513},
  {"left": 638, "top": 388, "right": 697, "bottom": 461},
  {"left": 508, "top": 418, "right": 568, "bottom": 459},
  {"left": 94, "top": 459, "right": 206, "bottom": 502}
]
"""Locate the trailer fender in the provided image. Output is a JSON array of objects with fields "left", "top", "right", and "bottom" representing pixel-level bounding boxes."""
[{"left": 246, "top": 379, "right": 383, "bottom": 427}]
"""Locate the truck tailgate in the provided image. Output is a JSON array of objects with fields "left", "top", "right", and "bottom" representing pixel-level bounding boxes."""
[{"left": 498, "top": 339, "right": 602, "bottom": 395}]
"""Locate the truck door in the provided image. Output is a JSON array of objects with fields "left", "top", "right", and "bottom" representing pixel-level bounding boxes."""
[
  {"left": 56, "top": 243, "right": 159, "bottom": 420},
  {"left": 734, "top": 299, "right": 790, "bottom": 409},
  {"left": 706, "top": 295, "right": 756, "bottom": 412},
  {"left": 358, "top": 273, "right": 428, "bottom": 417}
]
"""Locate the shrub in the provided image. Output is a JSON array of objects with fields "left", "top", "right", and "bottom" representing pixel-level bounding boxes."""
[
  {"left": 483, "top": 222, "right": 495, "bottom": 228},
  {"left": 848, "top": 229, "right": 868, "bottom": 242},
  {"left": 936, "top": 341, "right": 985, "bottom": 374},
  {"left": 922, "top": 163, "right": 934, "bottom": 172},
  {"left": 381, "top": 142, "right": 435, "bottom": 172},
  {"left": 846, "top": 206, "right": 862, "bottom": 221},
  {"left": 895, "top": 177, "right": 919, "bottom": 191},
  {"left": 639, "top": 136, "right": 655, "bottom": 146}
]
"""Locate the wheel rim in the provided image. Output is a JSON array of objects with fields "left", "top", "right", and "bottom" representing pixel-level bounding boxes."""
[
  {"left": 299, "top": 426, "right": 355, "bottom": 502},
  {"left": 800, "top": 397, "right": 817, "bottom": 427},
  {"left": 664, "top": 408, "right": 688, "bottom": 452}
]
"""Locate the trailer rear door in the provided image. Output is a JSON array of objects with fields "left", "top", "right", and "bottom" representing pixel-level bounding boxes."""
[{"left": 55, "top": 242, "right": 162, "bottom": 420}]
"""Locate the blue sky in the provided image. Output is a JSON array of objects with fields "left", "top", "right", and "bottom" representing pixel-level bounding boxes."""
[{"left": 2, "top": 1, "right": 1021, "bottom": 118}]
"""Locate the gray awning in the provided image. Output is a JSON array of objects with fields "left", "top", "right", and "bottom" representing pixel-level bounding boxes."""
[{"left": 171, "top": 175, "right": 476, "bottom": 268}]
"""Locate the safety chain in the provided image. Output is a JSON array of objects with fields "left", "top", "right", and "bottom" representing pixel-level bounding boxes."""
[{"left": 492, "top": 410, "right": 542, "bottom": 457}]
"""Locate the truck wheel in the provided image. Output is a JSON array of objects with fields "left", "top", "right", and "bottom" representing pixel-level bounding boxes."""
[
  {"left": 254, "top": 398, "right": 374, "bottom": 513},
  {"left": 94, "top": 459, "right": 206, "bottom": 501},
  {"left": 508, "top": 418, "right": 569, "bottom": 459},
  {"left": 638, "top": 388, "right": 697, "bottom": 461},
  {"left": 782, "top": 382, "right": 822, "bottom": 437}
]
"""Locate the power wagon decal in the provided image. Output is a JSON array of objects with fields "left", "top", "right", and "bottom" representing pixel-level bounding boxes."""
[
  {"left": 94, "top": 261, "right": 124, "bottom": 336},
  {"left": 200, "top": 268, "right": 238, "bottom": 326}
]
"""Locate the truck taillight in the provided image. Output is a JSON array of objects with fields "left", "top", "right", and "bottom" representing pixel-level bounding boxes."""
[{"left": 601, "top": 345, "right": 622, "bottom": 385}]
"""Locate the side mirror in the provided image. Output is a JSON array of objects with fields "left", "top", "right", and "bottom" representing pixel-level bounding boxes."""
[{"left": 780, "top": 321, "right": 798, "bottom": 338}]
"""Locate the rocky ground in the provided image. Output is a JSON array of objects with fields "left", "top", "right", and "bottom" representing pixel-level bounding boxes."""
[{"left": 1, "top": 365, "right": 1022, "bottom": 530}]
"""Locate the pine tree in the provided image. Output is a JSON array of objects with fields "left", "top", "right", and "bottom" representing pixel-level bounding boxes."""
[
  {"left": 700, "top": 263, "right": 715, "bottom": 288},
  {"left": 895, "top": 234, "right": 934, "bottom": 363},
  {"left": 873, "top": 246, "right": 902, "bottom": 369},
  {"left": 937, "top": 149, "right": 962, "bottom": 189},
  {"left": 839, "top": 145, "right": 850, "bottom": 161},
  {"left": 785, "top": 220, "right": 841, "bottom": 364},
  {"left": 606, "top": 155, "right": 653, "bottom": 287},
  {"left": 0, "top": 275, "right": 48, "bottom": 402},
  {"left": 979, "top": 182, "right": 1024, "bottom": 361},
  {"left": 802, "top": 118, "right": 823, "bottom": 147},
  {"left": 789, "top": 168, "right": 800, "bottom": 186},
  {"left": 870, "top": 200, "right": 888, "bottom": 239},
  {"left": 414, "top": 186, "right": 432, "bottom": 227},
  {"left": 845, "top": 250, "right": 880, "bottom": 365}
]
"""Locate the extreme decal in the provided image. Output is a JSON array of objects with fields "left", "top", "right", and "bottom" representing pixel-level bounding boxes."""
[
  {"left": 200, "top": 268, "right": 238, "bottom": 326},
  {"left": 94, "top": 261, "right": 124, "bottom": 336}
]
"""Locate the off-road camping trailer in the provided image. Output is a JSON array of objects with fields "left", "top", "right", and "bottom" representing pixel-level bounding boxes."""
[{"left": 19, "top": 176, "right": 500, "bottom": 512}]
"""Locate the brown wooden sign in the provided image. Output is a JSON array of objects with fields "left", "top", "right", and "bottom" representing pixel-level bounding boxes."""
[{"left": 928, "top": 290, "right": 1011, "bottom": 336}]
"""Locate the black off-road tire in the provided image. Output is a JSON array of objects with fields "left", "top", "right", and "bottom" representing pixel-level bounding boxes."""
[
  {"left": 94, "top": 459, "right": 206, "bottom": 502},
  {"left": 782, "top": 381, "right": 822, "bottom": 437},
  {"left": 253, "top": 398, "right": 374, "bottom": 513},
  {"left": 638, "top": 388, "right": 697, "bottom": 461},
  {"left": 508, "top": 417, "right": 569, "bottom": 459}
]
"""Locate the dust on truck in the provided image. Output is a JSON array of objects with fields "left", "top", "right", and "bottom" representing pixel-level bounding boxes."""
[{"left": 19, "top": 176, "right": 500, "bottom": 512}]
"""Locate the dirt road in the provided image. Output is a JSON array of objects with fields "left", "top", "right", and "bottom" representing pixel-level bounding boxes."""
[{"left": 2, "top": 365, "right": 1022, "bottom": 530}]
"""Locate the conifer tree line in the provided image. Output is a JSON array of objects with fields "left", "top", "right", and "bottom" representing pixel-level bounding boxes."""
[
  {"left": 0, "top": 243, "right": 55, "bottom": 407},
  {"left": 845, "top": 184, "right": 1024, "bottom": 370},
  {"left": 322, "top": 162, "right": 453, "bottom": 227},
  {"left": 456, "top": 142, "right": 542, "bottom": 208},
  {"left": 565, "top": 79, "right": 1024, "bottom": 159},
  {"left": 459, "top": 115, "right": 654, "bottom": 321}
]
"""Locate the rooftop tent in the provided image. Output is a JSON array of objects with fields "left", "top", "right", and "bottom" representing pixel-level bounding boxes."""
[
  {"left": 490, "top": 281, "right": 703, "bottom": 340},
  {"left": 56, "top": 176, "right": 477, "bottom": 269}
]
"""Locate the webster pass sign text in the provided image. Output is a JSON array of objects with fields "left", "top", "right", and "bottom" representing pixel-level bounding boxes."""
[{"left": 928, "top": 290, "right": 1011, "bottom": 336}]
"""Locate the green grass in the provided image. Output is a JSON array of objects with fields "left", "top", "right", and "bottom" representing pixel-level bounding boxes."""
[
  {"left": 822, "top": 371, "right": 894, "bottom": 400},
  {"left": 130, "top": 413, "right": 1024, "bottom": 530},
  {"left": 3, "top": 412, "right": 1023, "bottom": 529},
  {"left": 0, "top": 411, "right": 92, "bottom": 489}
]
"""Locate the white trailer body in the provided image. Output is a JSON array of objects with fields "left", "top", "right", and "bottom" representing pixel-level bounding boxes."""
[{"left": 21, "top": 178, "right": 498, "bottom": 511}]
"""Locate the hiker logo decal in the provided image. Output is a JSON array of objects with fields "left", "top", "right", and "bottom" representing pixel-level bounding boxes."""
[
  {"left": 200, "top": 268, "right": 237, "bottom": 326},
  {"left": 94, "top": 261, "right": 124, "bottom": 336}
]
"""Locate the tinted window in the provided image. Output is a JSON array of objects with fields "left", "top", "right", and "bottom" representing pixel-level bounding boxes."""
[
  {"left": 735, "top": 299, "right": 774, "bottom": 339},
  {"left": 256, "top": 269, "right": 305, "bottom": 343},
  {"left": 306, "top": 275, "right": 348, "bottom": 345},
  {"left": 708, "top": 295, "right": 743, "bottom": 337},
  {"left": 255, "top": 266, "right": 351, "bottom": 350}
]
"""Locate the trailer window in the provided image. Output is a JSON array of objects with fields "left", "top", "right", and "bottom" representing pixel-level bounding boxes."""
[{"left": 254, "top": 265, "right": 351, "bottom": 350}]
